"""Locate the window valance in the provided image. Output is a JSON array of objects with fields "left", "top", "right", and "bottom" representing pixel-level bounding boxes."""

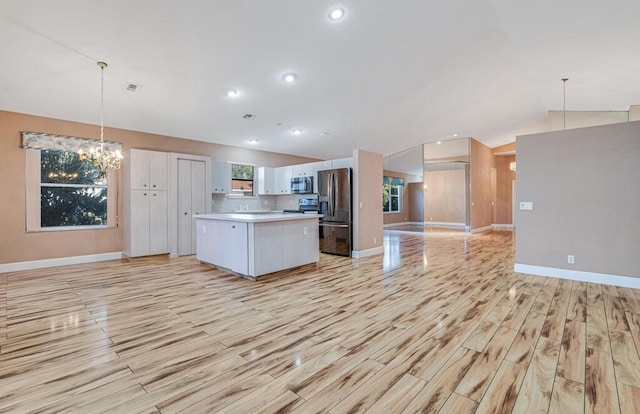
[
  {"left": 383, "top": 176, "right": 405, "bottom": 186},
  {"left": 21, "top": 131, "right": 123, "bottom": 154}
]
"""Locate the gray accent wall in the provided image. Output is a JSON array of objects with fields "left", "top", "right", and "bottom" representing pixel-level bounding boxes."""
[{"left": 515, "top": 120, "right": 640, "bottom": 278}]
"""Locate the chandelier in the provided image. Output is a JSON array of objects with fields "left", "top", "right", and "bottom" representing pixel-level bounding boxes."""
[{"left": 78, "top": 61, "right": 123, "bottom": 179}]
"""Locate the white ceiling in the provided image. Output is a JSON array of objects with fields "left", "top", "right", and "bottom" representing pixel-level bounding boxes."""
[{"left": 1, "top": 0, "right": 639, "bottom": 160}]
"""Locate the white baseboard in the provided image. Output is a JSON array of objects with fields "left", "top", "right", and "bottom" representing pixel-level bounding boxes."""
[
  {"left": 0, "top": 252, "right": 123, "bottom": 274},
  {"left": 471, "top": 225, "right": 493, "bottom": 234},
  {"left": 514, "top": 263, "right": 640, "bottom": 289},
  {"left": 383, "top": 221, "right": 424, "bottom": 228},
  {"left": 351, "top": 246, "right": 384, "bottom": 258},
  {"left": 492, "top": 224, "right": 514, "bottom": 230},
  {"left": 426, "top": 222, "right": 465, "bottom": 228}
]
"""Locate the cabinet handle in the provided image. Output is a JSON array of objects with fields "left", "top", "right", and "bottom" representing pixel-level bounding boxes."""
[
  {"left": 144, "top": 193, "right": 147, "bottom": 196},
  {"left": 153, "top": 193, "right": 157, "bottom": 196},
  {"left": 143, "top": 184, "right": 147, "bottom": 187},
  {"left": 153, "top": 184, "right": 156, "bottom": 188},
  {"left": 184, "top": 212, "right": 188, "bottom": 215},
  {"left": 232, "top": 225, "right": 235, "bottom": 229}
]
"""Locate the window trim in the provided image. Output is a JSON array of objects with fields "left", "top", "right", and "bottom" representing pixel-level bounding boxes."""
[{"left": 26, "top": 149, "right": 118, "bottom": 232}]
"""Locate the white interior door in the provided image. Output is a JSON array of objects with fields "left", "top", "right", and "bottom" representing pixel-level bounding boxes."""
[
  {"left": 177, "top": 159, "right": 192, "bottom": 256},
  {"left": 190, "top": 161, "right": 206, "bottom": 254}
]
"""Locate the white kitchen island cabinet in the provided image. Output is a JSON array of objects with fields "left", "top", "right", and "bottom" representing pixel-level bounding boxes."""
[{"left": 195, "top": 213, "right": 322, "bottom": 280}]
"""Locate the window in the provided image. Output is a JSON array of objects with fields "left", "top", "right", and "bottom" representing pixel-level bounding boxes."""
[
  {"left": 39, "top": 150, "right": 108, "bottom": 227},
  {"left": 231, "top": 164, "right": 254, "bottom": 196},
  {"left": 383, "top": 176, "right": 404, "bottom": 213},
  {"left": 24, "top": 131, "right": 119, "bottom": 232}
]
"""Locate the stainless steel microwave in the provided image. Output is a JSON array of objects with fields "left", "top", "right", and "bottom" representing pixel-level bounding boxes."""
[{"left": 291, "top": 176, "right": 314, "bottom": 194}]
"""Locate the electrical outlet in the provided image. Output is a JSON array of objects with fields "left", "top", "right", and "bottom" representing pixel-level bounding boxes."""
[
  {"left": 373, "top": 237, "right": 377, "bottom": 244},
  {"left": 263, "top": 199, "right": 268, "bottom": 205},
  {"left": 567, "top": 255, "right": 575, "bottom": 264},
  {"left": 303, "top": 226, "right": 308, "bottom": 235}
]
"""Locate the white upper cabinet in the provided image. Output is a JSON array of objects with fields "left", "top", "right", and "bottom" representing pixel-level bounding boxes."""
[
  {"left": 274, "top": 166, "right": 292, "bottom": 194},
  {"left": 257, "top": 167, "right": 276, "bottom": 195},
  {"left": 291, "top": 163, "right": 315, "bottom": 177},
  {"left": 212, "top": 160, "right": 232, "bottom": 193},
  {"left": 129, "top": 149, "right": 168, "bottom": 190},
  {"left": 331, "top": 157, "right": 352, "bottom": 169},
  {"left": 314, "top": 161, "right": 333, "bottom": 176}
]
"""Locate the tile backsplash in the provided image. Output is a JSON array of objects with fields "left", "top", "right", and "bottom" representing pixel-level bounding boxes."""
[{"left": 211, "top": 194, "right": 318, "bottom": 212}]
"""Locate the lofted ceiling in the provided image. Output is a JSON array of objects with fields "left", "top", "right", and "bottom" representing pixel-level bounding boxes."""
[{"left": 1, "top": 0, "right": 639, "bottom": 161}]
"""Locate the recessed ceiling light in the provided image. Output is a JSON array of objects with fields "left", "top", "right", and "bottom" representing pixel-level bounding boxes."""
[
  {"left": 227, "top": 89, "right": 239, "bottom": 97},
  {"left": 452, "top": 133, "right": 458, "bottom": 137},
  {"left": 292, "top": 128, "right": 303, "bottom": 136},
  {"left": 329, "top": 7, "right": 345, "bottom": 21},
  {"left": 436, "top": 141, "right": 442, "bottom": 144},
  {"left": 248, "top": 139, "right": 259, "bottom": 145},
  {"left": 283, "top": 73, "right": 298, "bottom": 83}
]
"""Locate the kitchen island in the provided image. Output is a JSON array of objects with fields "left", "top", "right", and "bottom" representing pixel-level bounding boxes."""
[{"left": 195, "top": 212, "right": 322, "bottom": 280}]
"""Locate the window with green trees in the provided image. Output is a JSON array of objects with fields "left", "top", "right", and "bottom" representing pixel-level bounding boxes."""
[
  {"left": 39, "top": 150, "right": 108, "bottom": 227},
  {"left": 231, "top": 164, "right": 254, "bottom": 196},
  {"left": 383, "top": 176, "right": 403, "bottom": 213}
]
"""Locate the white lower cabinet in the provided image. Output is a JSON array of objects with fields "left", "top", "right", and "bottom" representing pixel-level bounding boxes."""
[
  {"left": 197, "top": 220, "right": 248, "bottom": 274},
  {"left": 128, "top": 190, "right": 168, "bottom": 257}
]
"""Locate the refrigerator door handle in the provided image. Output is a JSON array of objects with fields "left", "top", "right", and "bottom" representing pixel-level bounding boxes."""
[{"left": 331, "top": 171, "right": 337, "bottom": 217}]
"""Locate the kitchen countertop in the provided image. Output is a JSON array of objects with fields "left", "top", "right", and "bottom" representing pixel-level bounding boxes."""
[{"left": 195, "top": 212, "right": 323, "bottom": 223}]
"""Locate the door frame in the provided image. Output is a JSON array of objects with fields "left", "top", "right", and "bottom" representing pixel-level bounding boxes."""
[{"left": 168, "top": 153, "right": 212, "bottom": 258}]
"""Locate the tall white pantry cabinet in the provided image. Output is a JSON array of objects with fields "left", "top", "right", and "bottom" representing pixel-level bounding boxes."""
[{"left": 123, "top": 149, "right": 169, "bottom": 257}]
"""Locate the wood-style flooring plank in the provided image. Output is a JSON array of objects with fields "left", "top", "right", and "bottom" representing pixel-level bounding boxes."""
[
  {"left": 511, "top": 337, "right": 561, "bottom": 413},
  {"left": 609, "top": 329, "right": 640, "bottom": 387},
  {"left": 549, "top": 377, "right": 584, "bottom": 414},
  {"left": 585, "top": 347, "right": 620, "bottom": 414},
  {"left": 557, "top": 320, "right": 586, "bottom": 384},
  {"left": 474, "top": 360, "right": 527, "bottom": 414}
]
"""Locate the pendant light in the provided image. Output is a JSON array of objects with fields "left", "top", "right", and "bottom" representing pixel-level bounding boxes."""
[{"left": 78, "top": 61, "right": 123, "bottom": 179}]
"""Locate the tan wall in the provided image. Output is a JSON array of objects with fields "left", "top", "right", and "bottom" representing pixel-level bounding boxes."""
[
  {"left": 515, "top": 120, "right": 640, "bottom": 278},
  {"left": 353, "top": 149, "right": 383, "bottom": 253},
  {"left": 0, "top": 110, "right": 318, "bottom": 264},
  {"left": 382, "top": 169, "right": 413, "bottom": 225},
  {"left": 630, "top": 105, "right": 640, "bottom": 121},
  {"left": 495, "top": 155, "right": 516, "bottom": 225},
  {"left": 492, "top": 142, "right": 515, "bottom": 154},
  {"left": 424, "top": 169, "right": 466, "bottom": 224},
  {"left": 470, "top": 138, "right": 495, "bottom": 229}
]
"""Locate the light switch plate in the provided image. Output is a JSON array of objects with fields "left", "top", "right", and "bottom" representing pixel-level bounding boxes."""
[{"left": 519, "top": 201, "right": 534, "bottom": 211}]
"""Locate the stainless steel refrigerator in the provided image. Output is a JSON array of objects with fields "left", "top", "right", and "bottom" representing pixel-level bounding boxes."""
[{"left": 317, "top": 168, "right": 352, "bottom": 256}]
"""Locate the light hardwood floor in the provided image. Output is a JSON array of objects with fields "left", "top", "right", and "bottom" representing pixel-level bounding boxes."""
[{"left": 1, "top": 230, "right": 639, "bottom": 413}]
